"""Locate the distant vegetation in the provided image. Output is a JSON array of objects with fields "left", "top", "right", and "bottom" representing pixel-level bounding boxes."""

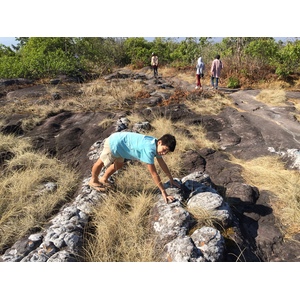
[{"left": 1, "top": 37, "right": 300, "bottom": 85}]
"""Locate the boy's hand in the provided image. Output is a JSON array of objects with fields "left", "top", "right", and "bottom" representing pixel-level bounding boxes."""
[
  {"left": 161, "top": 190, "right": 177, "bottom": 204},
  {"left": 166, "top": 195, "right": 176, "bottom": 203}
]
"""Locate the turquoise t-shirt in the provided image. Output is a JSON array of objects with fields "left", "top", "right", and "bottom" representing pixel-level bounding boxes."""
[{"left": 109, "top": 132, "right": 159, "bottom": 164}]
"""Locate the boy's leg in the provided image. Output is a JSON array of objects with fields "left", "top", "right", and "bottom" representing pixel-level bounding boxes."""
[
  {"left": 100, "top": 159, "right": 124, "bottom": 183},
  {"left": 216, "top": 78, "right": 219, "bottom": 89},
  {"left": 90, "top": 158, "right": 104, "bottom": 185},
  {"left": 89, "top": 158, "right": 108, "bottom": 191}
]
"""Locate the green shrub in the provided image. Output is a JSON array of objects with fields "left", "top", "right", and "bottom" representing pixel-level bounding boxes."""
[{"left": 227, "top": 77, "right": 240, "bottom": 88}]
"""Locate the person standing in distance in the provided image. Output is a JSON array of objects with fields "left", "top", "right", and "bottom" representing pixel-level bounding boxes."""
[
  {"left": 195, "top": 56, "right": 205, "bottom": 90},
  {"left": 210, "top": 54, "right": 223, "bottom": 89},
  {"left": 151, "top": 52, "right": 159, "bottom": 77}
]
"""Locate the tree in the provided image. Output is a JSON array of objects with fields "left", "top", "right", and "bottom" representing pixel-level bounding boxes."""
[
  {"left": 123, "top": 37, "right": 151, "bottom": 68},
  {"left": 273, "top": 39, "right": 300, "bottom": 77},
  {"left": 0, "top": 44, "right": 15, "bottom": 57}
]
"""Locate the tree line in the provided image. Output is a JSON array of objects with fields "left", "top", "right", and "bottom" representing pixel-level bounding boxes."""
[{"left": 0, "top": 37, "right": 300, "bottom": 86}]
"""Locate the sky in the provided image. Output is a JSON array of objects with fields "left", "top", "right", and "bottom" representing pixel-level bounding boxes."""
[
  {"left": 0, "top": 37, "right": 16, "bottom": 46},
  {"left": 0, "top": 0, "right": 297, "bottom": 297},
  {"left": 0, "top": 2, "right": 298, "bottom": 43}
]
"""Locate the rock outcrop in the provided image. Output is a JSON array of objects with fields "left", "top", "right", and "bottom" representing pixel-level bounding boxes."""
[{"left": 0, "top": 133, "right": 232, "bottom": 262}]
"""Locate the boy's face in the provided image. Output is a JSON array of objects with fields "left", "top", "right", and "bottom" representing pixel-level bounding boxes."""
[{"left": 157, "top": 140, "right": 170, "bottom": 156}]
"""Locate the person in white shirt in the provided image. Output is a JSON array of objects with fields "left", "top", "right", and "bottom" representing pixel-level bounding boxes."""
[{"left": 195, "top": 56, "right": 205, "bottom": 89}]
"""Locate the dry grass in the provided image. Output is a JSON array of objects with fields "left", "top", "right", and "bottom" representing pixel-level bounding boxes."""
[
  {"left": 185, "top": 92, "right": 234, "bottom": 115},
  {"left": 0, "top": 133, "right": 79, "bottom": 252},
  {"left": 187, "top": 206, "right": 224, "bottom": 232},
  {"left": 255, "top": 89, "right": 287, "bottom": 106},
  {"left": 159, "top": 66, "right": 183, "bottom": 78},
  {"left": 229, "top": 154, "right": 300, "bottom": 239},
  {"left": 83, "top": 190, "right": 158, "bottom": 262},
  {"left": 0, "top": 134, "right": 32, "bottom": 156},
  {"left": 254, "top": 89, "right": 300, "bottom": 122},
  {"left": 0, "top": 78, "right": 146, "bottom": 132},
  {"left": 80, "top": 78, "right": 145, "bottom": 110},
  {"left": 98, "top": 118, "right": 115, "bottom": 130}
]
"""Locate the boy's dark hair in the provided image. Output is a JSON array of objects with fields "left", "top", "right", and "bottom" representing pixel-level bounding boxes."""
[
  {"left": 215, "top": 54, "right": 220, "bottom": 59},
  {"left": 158, "top": 134, "right": 176, "bottom": 152}
]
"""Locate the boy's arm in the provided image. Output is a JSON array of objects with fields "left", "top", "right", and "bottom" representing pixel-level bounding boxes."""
[
  {"left": 147, "top": 163, "right": 176, "bottom": 203},
  {"left": 156, "top": 157, "right": 181, "bottom": 188}
]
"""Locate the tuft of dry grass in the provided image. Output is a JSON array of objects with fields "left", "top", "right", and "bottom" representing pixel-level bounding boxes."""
[
  {"left": 0, "top": 133, "right": 79, "bottom": 252},
  {"left": 83, "top": 190, "right": 158, "bottom": 262},
  {"left": 228, "top": 154, "right": 300, "bottom": 239},
  {"left": 255, "top": 89, "right": 287, "bottom": 106},
  {"left": 0, "top": 134, "right": 32, "bottom": 157},
  {"left": 255, "top": 89, "right": 300, "bottom": 123},
  {"left": 98, "top": 118, "right": 115, "bottom": 130},
  {"left": 114, "top": 162, "right": 156, "bottom": 194},
  {"left": 187, "top": 206, "right": 224, "bottom": 232},
  {"left": 80, "top": 78, "right": 145, "bottom": 110},
  {"left": 185, "top": 92, "right": 234, "bottom": 115}
]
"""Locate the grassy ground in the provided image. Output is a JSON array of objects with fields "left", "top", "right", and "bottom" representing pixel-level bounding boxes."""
[{"left": 0, "top": 133, "right": 78, "bottom": 251}]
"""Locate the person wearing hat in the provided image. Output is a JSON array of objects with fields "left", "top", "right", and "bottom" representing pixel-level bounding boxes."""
[{"left": 151, "top": 52, "right": 159, "bottom": 77}]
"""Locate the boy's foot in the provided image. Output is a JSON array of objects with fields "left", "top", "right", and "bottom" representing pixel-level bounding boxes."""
[{"left": 88, "top": 182, "right": 107, "bottom": 192}]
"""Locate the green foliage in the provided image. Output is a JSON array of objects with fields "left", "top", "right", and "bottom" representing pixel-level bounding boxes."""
[
  {"left": 0, "top": 55, "right": 23, "bottom": 78},
  {"left": 273, "top": 39, "right": 300, "bottom": 77},
  {"left": 0, "top": 36, "right": 300, "bottom": 84},
  {"left": 227, "top": 77, "right": 240, "bottom": 88},
  {"left": 74, "top": 37, "right": 128, "bottom": 71},
  {"left": 0, "top": 38, "right": 82, "bottom": 79},
  {"left": 12, "top": 37, "right": 29, "bottom": 51},
  {"left": 123, "top": 37, "right": 151, "bottom": 68},
  {"left": 170, "top": 38, "right": 199, "bottom": 65},
  {"left": 245, "top": 38, "right": 279, "bottom": 64},
  {"left": 150, "top": 37, "right": 171, "bottom": 65},
  {"left": 0, "top": 44, "right": 15, "bottom": 57},
  {"left": 0, "top": 37, "right": 129, "bottom": 79}
]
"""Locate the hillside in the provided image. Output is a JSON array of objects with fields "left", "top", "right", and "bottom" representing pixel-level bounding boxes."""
[{"left": 1, "top": 66, "right": 300, "bottom": 262}]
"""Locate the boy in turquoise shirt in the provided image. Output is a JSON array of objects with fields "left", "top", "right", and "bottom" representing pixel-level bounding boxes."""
[{"left": 89, "top": 132, "right": 181, "bottom": 203}]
